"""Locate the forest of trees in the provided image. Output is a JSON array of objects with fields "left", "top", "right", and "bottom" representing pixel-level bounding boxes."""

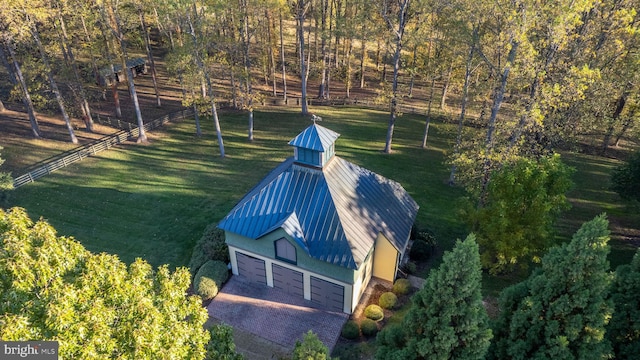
[{"left": 1, "top": 0, "right": 639, "bottom": 271}]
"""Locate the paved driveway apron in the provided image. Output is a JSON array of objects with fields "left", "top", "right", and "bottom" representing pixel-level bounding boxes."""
[{"left": 207, "top": 275, "right": 349, "bottom": 352}]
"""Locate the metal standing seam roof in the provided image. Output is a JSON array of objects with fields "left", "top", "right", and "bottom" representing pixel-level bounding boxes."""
[
  {"left": 288, "top": 124, "right": 340, "bottom": 151},
  {"left": 218, "top": 124, "right": 419, "bottom": 270}
]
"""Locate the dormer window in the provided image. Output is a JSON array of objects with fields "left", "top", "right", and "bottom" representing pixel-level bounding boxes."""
[{"left": 275, "top": 238, "right": 297, "bottom": 264}]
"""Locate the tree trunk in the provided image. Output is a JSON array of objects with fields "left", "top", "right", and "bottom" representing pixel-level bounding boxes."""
[
  {"left": 80, "top": 15, "right": 100, "bottom": 86},
  {"left": 383, "top": 0, "right": 410, "bottom": 154},
  {"left": 1, "top": 39, "right": 41, "bottom": 138},
  {"left": 187, "top": 6, "right": 224, "bottom": 157},
  {"left": 139, "top": 8, "right": 161, "bottom": 107},
  {"left": 479, "top": 39, "right": 519, "bottom": 203},
  {"left": 602, "top": 86, "right": 630, "bottom": 155},
  {"left": 614, "top": 116, "right": 634, "bottom": 147},
  {"left": 409, "top": 45, "right": 417, "bottom": 97},
  {"left": 240, "top": 0, "right": 254, "bottom": 141},
  {"left": 31, "top": 20, "right": 78, "bottom": 144},
  {"left": 279, "top": 10, "right": 287, "bottom": 102},
  {"left": 448, "top": 36, "right": 476, "bottom": 184},
  {"left": 441, "top": 64, "right": 452, "bottom": 111},
  {"left": 422, "top": 77, "right": 436, "bottom": 149},
  {"left": 266, "top": 10, "right": 277, "bottom": 97},
  {"left": 359, "top": 26, "right": 366, "bottom": 89},
  {"left": 58, "top": 10, "right": 94, "bottom": 132},
  {"left": 98, "top": 13, "right": 122, "bottom": 118},
  {"left": 297, "top": 0, "right": 310, "bottom": 115},
  {"left": 319, "top": 0, "right": 328, "bottom": 99}
]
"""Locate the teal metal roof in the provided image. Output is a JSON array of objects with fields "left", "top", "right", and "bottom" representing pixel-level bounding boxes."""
[
  {"left": 219, "top": 124, "right": 419, "bottom": 270},
  {"left": 288, "top": 123, "right": 340, "bottom": 151}
]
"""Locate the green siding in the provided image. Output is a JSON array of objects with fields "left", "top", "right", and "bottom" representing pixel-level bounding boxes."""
[{"left": 226, "top": 229, "right": 357, "bottom": 283}]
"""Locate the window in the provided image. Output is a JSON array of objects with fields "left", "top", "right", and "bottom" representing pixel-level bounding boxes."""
[
  {"left": 275, "top": 238, "right": 297, "bottom": 264},
  {"left": 297, "top": 148, "right": 320, "bottom": 166}
]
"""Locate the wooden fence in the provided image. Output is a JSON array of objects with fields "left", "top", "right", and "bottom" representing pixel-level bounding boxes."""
[
  {"left": 12, "top": 108, "right": 194, "bottom": 188},
  {"left": 11, "top": 99, "right": 426, "bottom": 189}
]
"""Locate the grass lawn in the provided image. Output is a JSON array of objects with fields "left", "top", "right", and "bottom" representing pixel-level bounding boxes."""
[
  {"left": 4, "top": 107, "right": 467, "bottom": 269},
  {"left": 4, "top": 106, "right": 638, "bottom": 284}
]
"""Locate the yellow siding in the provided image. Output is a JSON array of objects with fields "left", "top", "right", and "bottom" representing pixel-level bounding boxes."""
[{"left": 372, "top": 233, "right": 398, "bottom": 283}]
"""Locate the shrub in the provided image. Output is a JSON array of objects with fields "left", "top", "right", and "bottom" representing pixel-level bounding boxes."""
[
  {"left": 292, "top": 330, "right": 329, "bottom": 360},
  {"left": 194, "top": 260, "right": 229, "bottom": 301},
  {"left": 340, "top": 320, "right": 360, "bottom": 340},
  {"left": 360, "top": 319, "right": 379, "bottom": 337},
  {"left": 415, "top": 229, "right": 437, "bottom": 245},
  {"left": 189, "top": 224, "right": 229, "bottom": 277},
  {"left": 410, "top": 240, "right": 433, "bottom": 261},
  {"left": 401, "top": 261, "right": 417, "bottom": 274},
  {"left": 393, "top": 278, "right": 411, "bottom": 296},
  {"left": 379, "top": 292, "right": 398, "bottom": 309},
  {"left": 364, "top": 304, "right": 384, "bottom": 321},
  {"left": 611, "top": 151, "right": 640, "bottom": 202}
]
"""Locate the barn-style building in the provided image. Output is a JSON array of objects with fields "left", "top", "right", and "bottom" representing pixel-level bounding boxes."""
[{"left": 218, "top": 122, "right": 419, "bottom": 313}]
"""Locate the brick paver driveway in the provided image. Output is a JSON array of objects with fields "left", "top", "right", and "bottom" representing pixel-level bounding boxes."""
[{"left": 207, "top": 275, "right": 349, "bottom": 353}]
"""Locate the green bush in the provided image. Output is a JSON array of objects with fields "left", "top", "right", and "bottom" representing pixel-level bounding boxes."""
[
  {"left": 189, "top": 224, "right": 229, "bottom": 277},
  {"left": 364, "top": 304, "right": 384, "bottom": 321},
  {"left": 401, "top": 261, "right": 417, "bottom": 274},
  {"left": 611, "top": 151, "right": 640, "bottom": 202},
  {"left": 393, "top": 278, "right": 411, "bottom": 296},
  {"left": 194, "top": 260, "right": 229, "bottom": 301},
  {"left": 415, "top": 229, "right": 437, "bottom": 245},
  {"left": 340, "top": 320, "right": 360, "bottom": 340},
  {"left": 410, "top": 240, "right": 433, "bottom": 261},
  {"left": 360, "top": 319, "right": 379, "bottom": 337},
  {"left": 378, "top": 292, "right": 398, "bottom": 309}
]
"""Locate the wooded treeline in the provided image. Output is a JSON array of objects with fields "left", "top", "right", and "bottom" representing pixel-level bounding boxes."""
[
  {"left": 1, "top": 0, "right": 638, "bottom": 152},
  {"left": 1, "top": 0, "right": 638, "bottom": 255}
]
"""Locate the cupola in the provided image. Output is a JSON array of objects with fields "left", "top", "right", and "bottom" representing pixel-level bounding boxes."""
[{"left": 288, "top": 119, "right": 340, "bottom": 168}]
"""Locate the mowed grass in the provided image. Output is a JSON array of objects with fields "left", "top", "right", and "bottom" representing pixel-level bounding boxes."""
[
  {"left": 5, "top": 106, "right": 638, "bottom": 282},
  {"left": 5, "top": 107, "right": 467, "bottom": 269}
]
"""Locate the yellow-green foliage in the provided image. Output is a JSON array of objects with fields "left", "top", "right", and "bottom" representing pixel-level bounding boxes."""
[
  {"left": 364, "top": 304, "right": 384, "bottom": 321},
  {"left": 0, "top": 208, "right": 210, "bottom": 359},
  {"left": 194, "top": 260, "right": 229, "bottom": 300},
  {"left": 379, "top": 292, "right": 398, "bottom": 309},
  {"left": 392, "top": 278, "right": 411, "bottom": 295}
]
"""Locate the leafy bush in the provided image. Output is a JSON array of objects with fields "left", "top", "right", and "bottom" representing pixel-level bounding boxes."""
[
  {"left": 194, "top": 260, "right": 229, "bottom": 301},
  {"left": 364, "top": 304, "right": 384, "bottom": 321},
  {"left": 393, "top": 278, "right": 411, "bottom": 296},
  {"left": 340, "top": 320, "right": 360, "bottom": 340},
  {"left": 414, "top": 229, "right": 437, "bottom": 245},
  {"left": 189, "top": 224, "right": 229, "bottom": 277},
  {"left": 611, "top": 151, "right": 640, "bottom": 202},
  {"left": 379, "top": 292, "right": 398, "bottom": 309},
  {"left": 401, "top": 261, "right": 417, "bottom": 274},
  {"left": 410, "top": 240, "right": 433, "bottom": 261},
  {"left": 360, "top": 319, "right": 379, "bottom": 337}
]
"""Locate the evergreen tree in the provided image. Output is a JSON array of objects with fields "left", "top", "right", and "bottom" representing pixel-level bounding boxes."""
[
  {"left": 292, "top": 330, "right": 330, "bottom": 360},
  {"left": 376, "top": 235, "right": 492, "bottom": 360},
  {"left": 607, "top": 248, "right": 640, "bottom": 359},
  {"left": 490, "top": 215, "right": 613, "bottom": 360}
]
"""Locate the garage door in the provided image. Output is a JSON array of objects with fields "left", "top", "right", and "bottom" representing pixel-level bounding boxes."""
[
  {"left": 310, "top": 277, "right": 344, "bottom": 312},
  {"left": 236, "top": 252, "right": 266, "bottom": 285},
  {"left": 272, "top": 264, "right": 304, "bottom": 298}
]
